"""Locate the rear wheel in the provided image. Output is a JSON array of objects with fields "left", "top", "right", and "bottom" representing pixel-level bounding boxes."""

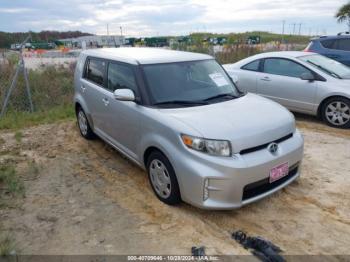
[
  {"left": 322, "top": 97, "right": 350, "bottom": 128},
  {"left": 77, "top": 107, "right": 95, "bottom": 139},
  {"left": 146, "top": 151, "right": 181, "bottom": 205}
]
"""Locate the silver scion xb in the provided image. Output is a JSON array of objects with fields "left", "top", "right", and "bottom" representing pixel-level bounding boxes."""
[{"left": 74, "top": 48, "right": 304, "bottom": 210}]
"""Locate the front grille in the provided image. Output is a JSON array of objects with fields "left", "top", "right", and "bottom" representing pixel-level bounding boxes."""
[
  {"left": 240, "top": 133, "right": 293, "bottom": 155},
  {"left": 242, "top": 163, "right": 299, "bottom": 201}
]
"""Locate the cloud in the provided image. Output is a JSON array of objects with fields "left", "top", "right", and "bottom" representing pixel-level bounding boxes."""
[
  {"left": 0, "top": 0, "right": 348, "bottom": 35},
  {"left": 0, "top": 7, "right": 33, "bottom": 13}
]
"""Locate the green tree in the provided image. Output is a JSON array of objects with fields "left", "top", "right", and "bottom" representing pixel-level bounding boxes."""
[{"left": 335, "top": 2, "right": 350, "bottom": 32}]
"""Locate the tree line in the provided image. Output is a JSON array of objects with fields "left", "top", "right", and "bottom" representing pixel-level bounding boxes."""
[{"left": 0, "top": 30, "right": 92, "bottom": 48}]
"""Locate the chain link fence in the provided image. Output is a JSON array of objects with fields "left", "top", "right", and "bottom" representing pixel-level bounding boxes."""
[{"left": 0, "top": 50, "right": 77, "bottom": 115}]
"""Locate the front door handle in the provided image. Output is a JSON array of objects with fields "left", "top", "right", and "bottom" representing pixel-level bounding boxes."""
[
  {"left": 80, "top": 85, "right": 86, "bottom": 93},
  {"left": 102, "top": 98, "right": 109, "bottom": 106},
  {"left": 260, "top": 76, "right": 271, "bottom": 82}
]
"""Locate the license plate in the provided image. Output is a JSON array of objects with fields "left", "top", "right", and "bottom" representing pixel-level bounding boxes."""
[{"left": 269, "top": 162, "right": 289, "bottom": 183}]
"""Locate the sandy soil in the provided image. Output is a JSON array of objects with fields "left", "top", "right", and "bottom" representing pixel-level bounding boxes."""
[{"left": 0, "top": 115, "right": 349, "bottom": 256}]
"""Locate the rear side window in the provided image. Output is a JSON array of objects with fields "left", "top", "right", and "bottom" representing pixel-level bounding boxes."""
[
  {"left": 241, "top": 60, "right": 260, "bottom": 71},
  {"left": 263, "top": 58, "right": 310, "bottom": 78},
  {"left": 320, "top": 39, "right": 336, "bottom": 49},
  {"left": 84, "top": 58, "right": 105, "bottom": 86},
  {"left": 107, "top": 63, "right": 138, "bottom": 94},
  {"left": 335, "top": 39, "right": 350, "bottom": 51}
]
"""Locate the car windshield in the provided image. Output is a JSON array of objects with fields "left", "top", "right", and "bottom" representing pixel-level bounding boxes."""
[
  {"left": 298, "top": 54, "right": 350, "bottom": 79},
  {"left": 142, "top": 59, "right": 239, "bottom": 107}
]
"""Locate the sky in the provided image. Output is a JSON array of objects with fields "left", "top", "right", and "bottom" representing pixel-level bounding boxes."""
[{"left": 0, "top": 0, "right": 349, "bottom": 36}]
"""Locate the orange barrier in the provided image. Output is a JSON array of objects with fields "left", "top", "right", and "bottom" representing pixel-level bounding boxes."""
[
  {"left": 62, "top": 47, "right": 70, "bottom": 53},
  {"left": 35, "top": 49, "right": 46, "bottom": 55}
]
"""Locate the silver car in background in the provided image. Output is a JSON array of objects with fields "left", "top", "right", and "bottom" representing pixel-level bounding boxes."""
[
  {"left": 224, "top": 51, "right": 350, "bottom": 128},
  {"left": 74, "top": 48, "right": 304, "bottom": 210}
]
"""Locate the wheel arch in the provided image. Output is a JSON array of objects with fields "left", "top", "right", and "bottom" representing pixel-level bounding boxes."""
[
  {"left": 317, "top": 95, "right": 350, "bottom": 118},
  {"left": 74, "top": 100, "right": 94, "bottom": 130},
  {"left": 143, "top": 146, "right": 166, "bottom": 167}
]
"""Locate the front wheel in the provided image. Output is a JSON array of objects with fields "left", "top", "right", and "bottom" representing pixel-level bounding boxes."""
[
  {"left": 322, "top": 97, "right": 350, "bottom": 128},
  {"left": 146, "top": 151, "right": 181, "bottom": 205}
]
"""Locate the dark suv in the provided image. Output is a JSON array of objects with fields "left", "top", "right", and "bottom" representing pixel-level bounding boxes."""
[{"left": 305, "top": 33, "right": 350, "bottom": 66}]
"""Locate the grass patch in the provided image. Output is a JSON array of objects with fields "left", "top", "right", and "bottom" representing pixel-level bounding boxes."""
[
  {"left": 0, "top": 164, "right": 24, "bottom": 196},
  {"left": 14, "top": 131, "right": 22, "bottom": 143},
  {"left": 0, "top": 104, "right": 75, "bottom": 130},
  {"left": 0, "top": 235, "right": 15, "bottom": 256}
]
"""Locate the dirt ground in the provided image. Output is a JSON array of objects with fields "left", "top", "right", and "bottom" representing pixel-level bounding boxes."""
[{"left": 0, "top": 114, "right": 349, "bottom": 256}]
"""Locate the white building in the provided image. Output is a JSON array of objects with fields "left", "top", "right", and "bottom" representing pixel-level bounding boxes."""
[{"left": 59, "top": 35, "right": 125, "bottom": 48}]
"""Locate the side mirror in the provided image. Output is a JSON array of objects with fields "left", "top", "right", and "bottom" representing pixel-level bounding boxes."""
[
  {"left": 114, "top": 89, "right": 135, "bottom": 101},
  {"left": 300, "top": 72, "right": 315, "bottom": 82}
]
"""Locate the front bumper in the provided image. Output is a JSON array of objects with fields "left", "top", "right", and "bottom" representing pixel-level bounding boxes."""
[{"left": 173, "top": 129, "right": 304, "bottom": 210}]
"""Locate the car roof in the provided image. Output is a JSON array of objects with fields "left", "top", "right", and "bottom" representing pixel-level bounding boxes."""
[
  {"left": 312, "top": 34, "right": 350, "bottom": 41},
  {"left": 81, "top": 47, "right": 213, "bottom": 65},
  {"left": 224, "top": 51, "right": 314, "bottom": 68},
  {"left": 259, "top": 51, "right": 311, "bottom": 58},
  {"left": 242, "top": 51, "right": 311, "bottom": 61}
]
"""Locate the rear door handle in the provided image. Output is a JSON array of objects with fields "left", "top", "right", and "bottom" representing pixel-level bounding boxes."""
[
  {"left": 102, "top": 98, "right": 109, "bottom": 106},
  {"left": 260, "top": 76, "right": 271, "bottom": 81}
]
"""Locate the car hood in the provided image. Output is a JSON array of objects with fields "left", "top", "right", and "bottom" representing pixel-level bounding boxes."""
[{"left": 160, "top": 93, "right": 296, "bottom": 153}]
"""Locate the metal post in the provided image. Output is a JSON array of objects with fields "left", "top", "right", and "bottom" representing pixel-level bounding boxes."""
[{"left": 22, "top": 59, "right": 33, "bottom": 112}]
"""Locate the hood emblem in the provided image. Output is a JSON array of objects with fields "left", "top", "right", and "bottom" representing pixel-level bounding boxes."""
[{"left": 267, "top": 143, "right": 279, "bottom": 155}]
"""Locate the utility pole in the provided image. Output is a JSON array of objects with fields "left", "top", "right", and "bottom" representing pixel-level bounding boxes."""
[
  {"left": 292, "top": 23, "right": 296, "bottom": 35},
  {"left": 107, "top": 24, "right": 109, "bottom": 36},
  {"left": 281, "top": 20, "right": 285, "bottom": 47},
  {"left": 298, "top": 23, "right": 302, "bottom": 35},
  {"left": 120, "top": 26, "right": 123, "bottom": 37}
]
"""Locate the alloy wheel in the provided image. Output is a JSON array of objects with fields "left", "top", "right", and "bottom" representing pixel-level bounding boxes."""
[
  {"left": 149, "top": 159, "right": 172, "bottom": 199},
  {"left": 78, "top": 110, "right": 88, "bottom": 136},
  {"left": 325, "top": 101, "right": 350, "bottom": 126}
]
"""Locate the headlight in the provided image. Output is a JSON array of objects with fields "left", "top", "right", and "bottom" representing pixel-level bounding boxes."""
[{"left": 181, "top": 134, "right": 232, "bottom": 157}]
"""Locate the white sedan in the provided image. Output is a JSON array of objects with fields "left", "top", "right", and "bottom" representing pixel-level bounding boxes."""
[{"left": 223, "top": 51, "right": 350, "bottom": 128}]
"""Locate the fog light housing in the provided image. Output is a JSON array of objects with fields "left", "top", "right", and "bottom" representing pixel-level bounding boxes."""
[{"left": 203, "top": 179, "right": 209, "bottom": 201}]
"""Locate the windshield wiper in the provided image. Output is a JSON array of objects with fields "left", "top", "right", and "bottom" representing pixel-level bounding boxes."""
[
  {"left": 153, "top": 100, "right": 209, "bottom": 107},
  {"left": 307, "top": 60, "right": 342, "bottom": 79},
  {"left": 204, "top": 93, "right": 237, "bottom": 101}
]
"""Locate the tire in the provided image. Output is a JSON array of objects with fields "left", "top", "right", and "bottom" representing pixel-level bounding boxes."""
[
  {"left": 76, "top": 107, "right": 95, "bottom": 139},
  {"left": 322, "top": 97, "right": 350, "bottom": 128},
  {"left": 146, "top": 151, "right": 181, "bottom": 205}
]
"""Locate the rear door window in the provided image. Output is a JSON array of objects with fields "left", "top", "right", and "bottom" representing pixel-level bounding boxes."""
[
  {"left": 335, "top": 39, "right": 350, "bottom": 51},
  {"left": 84, "top": 58, "right": 105, "bottom": 86},
  {"left": 241, "top": 60, "right": 261, "bottom": 71},
  {"left": 320, "top": 39, "right": 336, "bottom": 49},
  {"left": 263, "top": 58, "right": 310, "bottom": 78}
]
